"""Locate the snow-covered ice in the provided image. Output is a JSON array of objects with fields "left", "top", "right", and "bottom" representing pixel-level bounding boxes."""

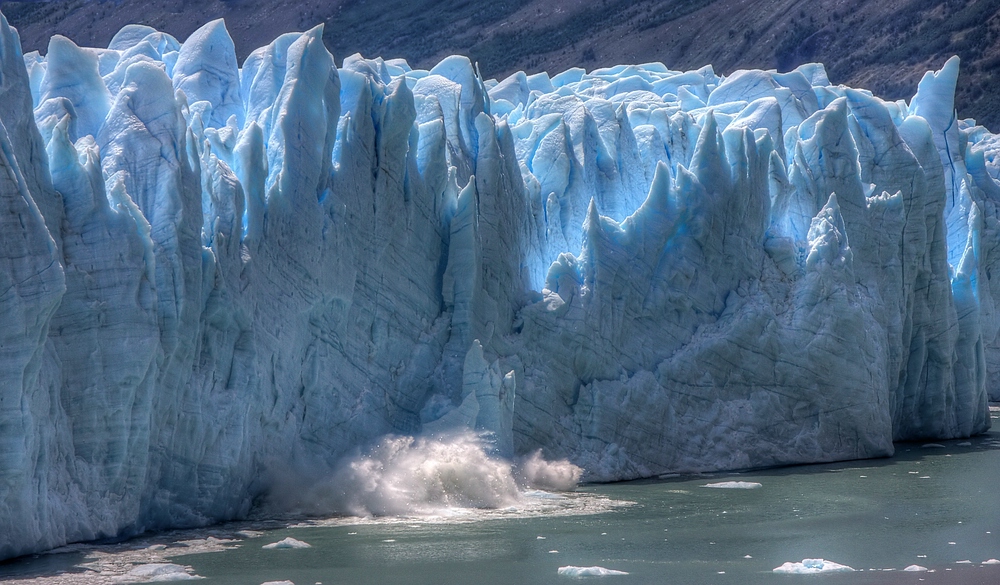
[
  {"left": 903, "top": 565, "right": 928, "bottom": 571},
  {"left": 0, "top": 7, "right": 997, "bottom": 560},
  {"left": 557, "top": 565, "right": 630, "bottom": 577},
  {"left": 773, "top": 559, "right": 855, "bottom": 574}
]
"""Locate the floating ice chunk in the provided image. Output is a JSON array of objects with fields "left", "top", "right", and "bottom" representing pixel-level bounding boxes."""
[
  {"left": 119, "top": 563, "right": 203, "bottom": 581},
  {"left": 956, "top": 560, "right": 972, "bottom": 564},
  {"left": 261, "top": 581, "right": 295, "bottom": 585},
  {"left": 921, "top": 443, "right": 946, "bottom": 448},
  {"left": 557, "top": 566, "right": 630, "bottom": 577},
  {"left": 703, "top": 481, "right": 762, "bottom": 489},
  {"left": 262, "top": 537, "right": 312, "bottom": 549},
  {"left": 904, "top": 565, "right": 928, "bottom": 572},
  {"left": 773, "top": 559, "right": 855, "bottom": 574},
  {"left": 983, "top": 559, "right": 1000, "bottom": 564}
]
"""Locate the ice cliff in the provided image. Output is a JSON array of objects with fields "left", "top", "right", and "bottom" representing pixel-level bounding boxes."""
[{"left": 0, "top": 11, "right": 997, "bottom": 559}]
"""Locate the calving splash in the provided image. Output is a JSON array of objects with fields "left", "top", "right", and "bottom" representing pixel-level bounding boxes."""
[
  {"left": 263, "top": 432, "right": 582, "bottom": 518},
  {"left": 0, "top": 5, "right": 998, "bottom": 559}
]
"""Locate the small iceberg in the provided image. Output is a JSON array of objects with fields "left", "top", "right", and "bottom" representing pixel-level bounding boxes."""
[
  {"left": 773, "top": 559, "right": 855, "bottom": 574},
  {"left": 703, "top": 481, "right": 762, "bottom": 489},
  {"left": 117, "top": 563, "right": 203, "bottom": 581},
  {"left": 262, "top": 537, "right": 312, "bottom": 549},
  {"left": 983, "top": 559, "right": 1000, "bottom": 565},
  {"left": 261, "top": 581, "right": 295, "bottom": 585},
  {"left": 903, "top": 565, "right": 928, "bottom": 572},
  {"left": 558, "top": 565, "right": 630, "bottom": 577}
]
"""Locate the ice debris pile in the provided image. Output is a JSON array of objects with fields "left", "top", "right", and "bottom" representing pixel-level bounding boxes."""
[{"left": 0, "top": 10, "right": 997, "bottom": 559}]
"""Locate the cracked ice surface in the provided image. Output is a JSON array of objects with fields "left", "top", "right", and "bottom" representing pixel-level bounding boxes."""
[{"left": 0, "top": 10, "right": 996, "bottom": 559}]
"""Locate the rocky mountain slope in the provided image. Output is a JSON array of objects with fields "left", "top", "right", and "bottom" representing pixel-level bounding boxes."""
[{"left": 5, "top": 0, "right": 1000, "bottom": 129}]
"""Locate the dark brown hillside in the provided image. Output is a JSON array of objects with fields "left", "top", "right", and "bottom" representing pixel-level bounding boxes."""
[{"left": 4, "top": 0, "right": 1000, "bottom": 129}]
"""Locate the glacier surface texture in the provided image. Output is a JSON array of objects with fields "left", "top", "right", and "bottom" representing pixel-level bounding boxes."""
[{"left": 0, "top": 12, "right": 997, "bottom": 559}]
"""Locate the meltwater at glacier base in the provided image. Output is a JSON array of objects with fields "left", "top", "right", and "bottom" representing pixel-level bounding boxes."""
[{"left": 0, "top": 10, "right": 997, "bottom": 560}]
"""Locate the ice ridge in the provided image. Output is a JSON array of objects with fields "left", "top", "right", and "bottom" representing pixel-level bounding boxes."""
[{"left": 0, "top": 12, "right": 997, "bottom": 559}]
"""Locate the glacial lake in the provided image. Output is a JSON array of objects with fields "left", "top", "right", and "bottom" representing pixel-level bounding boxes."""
[{"left": 3, "top": 407, "right": 998, "bottom": 585}]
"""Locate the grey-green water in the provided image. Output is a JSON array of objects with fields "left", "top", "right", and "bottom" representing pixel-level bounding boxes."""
[
  {"left": 3, "top": 415, "right": 999, "bottom": 584},
  {"left": 175, "top": 435, "right": 1000, "bottom": 585}
]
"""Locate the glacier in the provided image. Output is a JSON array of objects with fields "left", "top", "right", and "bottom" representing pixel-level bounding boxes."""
[{"left": 0, "top": 11, "right": 998, "bottom": 560}]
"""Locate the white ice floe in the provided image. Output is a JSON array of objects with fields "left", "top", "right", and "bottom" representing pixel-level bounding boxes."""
[
  {"left": 773, "top": 559, "right": 855, "bottom": 574},
  {"left": 262, "top": 537, "right": 312, "bottom": 549},
  {"left": 117, "top": 563, "right": 203, "bottom": 582},
  {"left": 558, "top": 566, "right": 630, "bottom": 577},
  {"left": 983, "top": 559, "right": 1000, "bottom": 564},
  {"left": 903, "top": 565, "right": 928, "bottom": 572},
  {"left": 703, "top": 481, "right": 762, "bottom": 489}
]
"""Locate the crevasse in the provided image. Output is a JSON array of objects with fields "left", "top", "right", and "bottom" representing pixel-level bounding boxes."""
[{"left": 0, "top": 13, "right": 996, "bottom": 559}]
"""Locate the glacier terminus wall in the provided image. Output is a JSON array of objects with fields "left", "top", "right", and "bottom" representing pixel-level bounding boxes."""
[{"left": 0, "top": 10, "right": 997, "bottom": 559}]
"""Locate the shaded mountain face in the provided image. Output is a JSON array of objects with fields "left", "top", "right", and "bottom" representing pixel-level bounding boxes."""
[{"left": 5, "top": 0, "right": 1000, "bottom": 129}]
